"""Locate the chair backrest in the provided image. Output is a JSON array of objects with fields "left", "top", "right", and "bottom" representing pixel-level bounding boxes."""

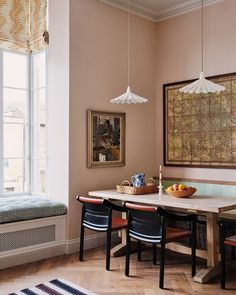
[
  {"left": 219, "top": 218, "right": 236, "bottom": 246},
  {"left": 125, "top": 202, "right": 164, "bottom": 243},
  {"left": 77, "top": 196, "right": 111, "bottom": 231}
]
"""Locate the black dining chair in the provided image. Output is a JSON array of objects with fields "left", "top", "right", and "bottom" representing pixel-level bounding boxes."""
[
  {"left": 124, "top": 202, "right": 197, "bottom": 289},
  {"left": 77, "top": 195, "right": 127, "bottom": 271},
  {"left": 219, "top": 218, "right": 236, "bottom": 289}
]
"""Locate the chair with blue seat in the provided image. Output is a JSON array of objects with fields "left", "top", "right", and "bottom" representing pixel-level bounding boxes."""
[
  {"left": 77, "top": 195, "right": 127, "bottom": 271},
  {"left": 124, "top": 202, "right": 197, "bottom": 289}
]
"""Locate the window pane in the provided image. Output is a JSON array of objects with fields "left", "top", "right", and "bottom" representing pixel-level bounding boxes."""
[
  {"left": 3, "top": 88, "right": 27, "bottom": 123},
  {"left": 34, "top": 89, "right": 46, "bottom": 123},
  {"left": 4, "top": 123, "right": 24, "bottom": 158},
  {"left": 33, "top": 51, "right": 46, "bottom": 89},
  {"left": 3, "top": 52, "right": 28, "bottom": 88},
  {"left": 4, "top": 159, "right": 25, "bottom": 193}
]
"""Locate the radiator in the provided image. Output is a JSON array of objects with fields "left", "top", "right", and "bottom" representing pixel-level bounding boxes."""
[{"left": 0, "top": 225, "right": 56, "bottom": 252}]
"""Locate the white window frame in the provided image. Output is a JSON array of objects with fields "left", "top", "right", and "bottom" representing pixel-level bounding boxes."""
[
  {"left": 30, "top": 50, "right": 47, "bottom": 196},
  {"left": 0, "top": 48, "right": 47, "bottom": 197},
  {"left": 0, "top": 49, "right": 3, "bottom": 195}
]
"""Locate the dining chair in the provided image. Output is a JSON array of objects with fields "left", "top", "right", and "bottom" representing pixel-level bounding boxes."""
[
  {"left": 124, "top": 202, "right": 197, "bottom": 289},
  {"left": 219, "top": 218, "right": 236, "bottom": 289},
  {"left": 77, "top": 195, "right": 127, "bottom": 271}
]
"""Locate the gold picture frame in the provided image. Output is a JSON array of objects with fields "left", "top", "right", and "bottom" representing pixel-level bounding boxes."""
[{"left": 87, "top": 110, "right": 126, "bottom": 168}]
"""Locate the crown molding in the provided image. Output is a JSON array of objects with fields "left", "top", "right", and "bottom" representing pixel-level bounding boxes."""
[
  {"left": 97, "top": 0, "right": 157, "bottom": 21},
  {"left": 155, "top": 0, "right": 224, "bottom": 22},
  {"left": 97, "top": 0, "right": 224, "bottom": 22}
]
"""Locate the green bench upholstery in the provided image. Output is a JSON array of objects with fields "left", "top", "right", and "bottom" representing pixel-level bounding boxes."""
[{"left": 0, "top": 195, "right": 67, "bottom": 224}]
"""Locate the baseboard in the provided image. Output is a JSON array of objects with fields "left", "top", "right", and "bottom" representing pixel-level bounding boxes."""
[
  {"left": 0, "top": 241, "right": 66, "bottom": 270},
  {"left": 66, "top": 231, "right": 121, "bottom": 254},
  {"left": 0, "top": 232, "right": 121, "bottom": 269}
]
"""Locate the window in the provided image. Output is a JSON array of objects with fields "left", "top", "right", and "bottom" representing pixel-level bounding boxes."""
[
  {"left": 0, "top": 49, "right": 47, "bottom": 196},
  {"left": 31, "top": 51, "right": 47, "bottom": 194}
]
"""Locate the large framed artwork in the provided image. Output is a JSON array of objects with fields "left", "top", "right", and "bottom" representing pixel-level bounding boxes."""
[
  {"left": 87, "top": 110, "right": 126, "bottom": 168},
  {"left": 164, "top": 72, "right": 236, "bottom": 168}
]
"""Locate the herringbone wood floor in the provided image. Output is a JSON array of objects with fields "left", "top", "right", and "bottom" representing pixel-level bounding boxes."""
[{"left": 0, "top": 246, "right": 235, "bottom": 295}]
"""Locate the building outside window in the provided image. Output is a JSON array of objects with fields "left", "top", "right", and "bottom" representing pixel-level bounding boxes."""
[{"left": 0, "top": 49, "right": 47, "bottom": 196}]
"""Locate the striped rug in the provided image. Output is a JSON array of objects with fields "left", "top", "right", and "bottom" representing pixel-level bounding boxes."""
[{"left": 8, "top": 278, "right": 97, "bottom": 295}]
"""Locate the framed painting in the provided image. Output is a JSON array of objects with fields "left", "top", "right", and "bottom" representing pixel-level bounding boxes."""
[
  {"left": 163, "top": 72, "right": 236, "bottom": 168},
  {"left": 87, "top": 110, "right": 126, "bottom": 168}
]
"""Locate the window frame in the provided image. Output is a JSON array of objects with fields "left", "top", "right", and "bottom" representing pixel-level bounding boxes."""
[
  {"left": 0, "top": 48, "right": 47, "bottom": 197},
  {"left": 30, "top": 50, "right": 47, "bottom": 196},
  {"left": 0, "top": 49, "right": 3, "bottom": 196}
]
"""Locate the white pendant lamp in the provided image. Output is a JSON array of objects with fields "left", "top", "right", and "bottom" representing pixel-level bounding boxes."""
[
  {"left": 179, "top": 0, "right": 225, "bottom": 94},
  {"left": 110, "top": 0, "right": 148, "bottom": 104}
]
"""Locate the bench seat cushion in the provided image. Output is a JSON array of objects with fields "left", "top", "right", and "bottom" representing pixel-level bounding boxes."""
[{"left": 0, "top": 196, "right": 67, "bottom": 224}]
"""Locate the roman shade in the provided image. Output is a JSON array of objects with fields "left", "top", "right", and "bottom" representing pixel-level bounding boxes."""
[{"left": 0, "top": 0, "right": 48, "bottom": 53}]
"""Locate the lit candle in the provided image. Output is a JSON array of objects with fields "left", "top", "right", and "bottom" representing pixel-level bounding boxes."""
[{"left": 159, "top": 165, "right": 162, "bottom": 181}]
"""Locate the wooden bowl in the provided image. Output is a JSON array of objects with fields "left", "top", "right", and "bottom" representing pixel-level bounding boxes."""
[{"left": 165, "top": 187, "right": 197, "bottom": 198}]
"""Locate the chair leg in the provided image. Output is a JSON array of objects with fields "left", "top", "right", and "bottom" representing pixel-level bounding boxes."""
[
  {"left": 125, "top": 235, "right": 131, "bottom": 276},
  {"left": 231, "top": 247, "right": 235, "bottom": 261},
  {"left": 221, "top": 243, "right": 226, "bottom": 289},
  {"left": 159, "top": 242, "right": 165, "bottom": 289},
  {"left": 137, "top": 241, "right": 142, "bottom": 261},
  {"left": 220, "top": 224, "right": 226, "bottom": 289},
  {"left": 231, "top": 229, "right": 235, "bottom": 260},
  {"left": 79, "top": 224, "right": 85, "bottom": 261},
  {"left": 106, "top": 228, "right": 112, "bottom": 271},
  {"left": 191, "top": 220, "right": 196, "bottom": 277},
  {"left": 153, "top": 244, "right": 157, "bottom": 265}
]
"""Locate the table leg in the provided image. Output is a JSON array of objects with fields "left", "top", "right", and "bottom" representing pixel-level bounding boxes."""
[
  {"left": 206, "top": 213, "right": 219, "bottom": 267},
  {"left": 194, "top": 213, "right": 220, "bottom": 283},
  {"left": 111, "top": 212, "right": 137, "bottom": 257}
]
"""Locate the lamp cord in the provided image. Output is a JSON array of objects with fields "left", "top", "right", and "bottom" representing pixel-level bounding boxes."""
[
  {"left": 201, "top": 0, "right": 204, "bottom": 73},
  {"left": 128, "top": 0, "right": 130, "bottom": 86}
]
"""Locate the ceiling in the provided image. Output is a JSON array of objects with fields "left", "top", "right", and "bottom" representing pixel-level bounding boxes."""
[{"left": 98, "top": 0, "right": 223, "bottom": 22}]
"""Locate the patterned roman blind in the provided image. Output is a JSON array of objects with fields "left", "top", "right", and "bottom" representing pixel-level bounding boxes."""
[{"left": 0, "top": 0, "right": 48, "bottom": 53}]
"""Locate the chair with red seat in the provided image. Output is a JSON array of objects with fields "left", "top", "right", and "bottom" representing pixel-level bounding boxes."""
[
  {"left": 124, "top": 202, "right": 197, "bottom": 289},
  {"left": 77, "top": 195, "right": 127, "bottom": 271},
  {"left": 219, "top": 218, "right": 236, "bottom": 289}
]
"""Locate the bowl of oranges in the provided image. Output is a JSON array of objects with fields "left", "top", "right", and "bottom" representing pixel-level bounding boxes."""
[{"left": 165, "top": 183, "right": 197, "bottom": 198}]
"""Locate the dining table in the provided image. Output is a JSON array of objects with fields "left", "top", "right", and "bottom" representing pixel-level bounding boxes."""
[{"left": 88, "top": 189, "right": 236, "bottom": 284}]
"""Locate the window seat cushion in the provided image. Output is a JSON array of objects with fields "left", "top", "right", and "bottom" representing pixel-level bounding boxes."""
[{"left": 0, "top": 195, "right": 67, "bottom": 224}]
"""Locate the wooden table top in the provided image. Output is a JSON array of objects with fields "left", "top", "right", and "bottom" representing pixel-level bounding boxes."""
[{"left": 88, "top": 190, "right": 236, "bottom": 214}]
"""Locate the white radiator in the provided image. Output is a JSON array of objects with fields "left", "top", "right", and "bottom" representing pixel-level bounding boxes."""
[
  {"left": 0, "top": 225, "right": 56, "bottom": 252},
  {"left": 0, "top": 215, "right": 67, "bottom": 269}
]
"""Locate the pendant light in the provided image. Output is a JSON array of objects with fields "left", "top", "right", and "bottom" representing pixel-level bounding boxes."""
[
  {"left": 179, "top": 0, "right": 225, "bottom": 94},
  {"left": 110, "top": 0, "right": 148, "bottom": 104}
]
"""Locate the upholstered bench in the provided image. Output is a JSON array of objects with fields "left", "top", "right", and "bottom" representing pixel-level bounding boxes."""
[
  {"left": 0, "top": 196, "right": 67, "bottom": 269},
  {"left": 0, "top": 195, "right": 67, "bottom": 224}
]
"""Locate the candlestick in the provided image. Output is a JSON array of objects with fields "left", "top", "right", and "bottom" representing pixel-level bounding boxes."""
[
  {"left": 158, "top": 165, "right": 163, "bottom": 195},
  {"left": 158, "top": 180, "right": 164, "bottom": 195}
]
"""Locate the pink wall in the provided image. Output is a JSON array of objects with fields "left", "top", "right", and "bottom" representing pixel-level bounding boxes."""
[
  {"left": 155, "top": 0, "right": 236, "bottom": 181},
  {"left": 69, "top": 0, "right": 156, "bottom": 239},
  {"left": 48, "top": 0, "right": 236, "bottom": 242}
]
